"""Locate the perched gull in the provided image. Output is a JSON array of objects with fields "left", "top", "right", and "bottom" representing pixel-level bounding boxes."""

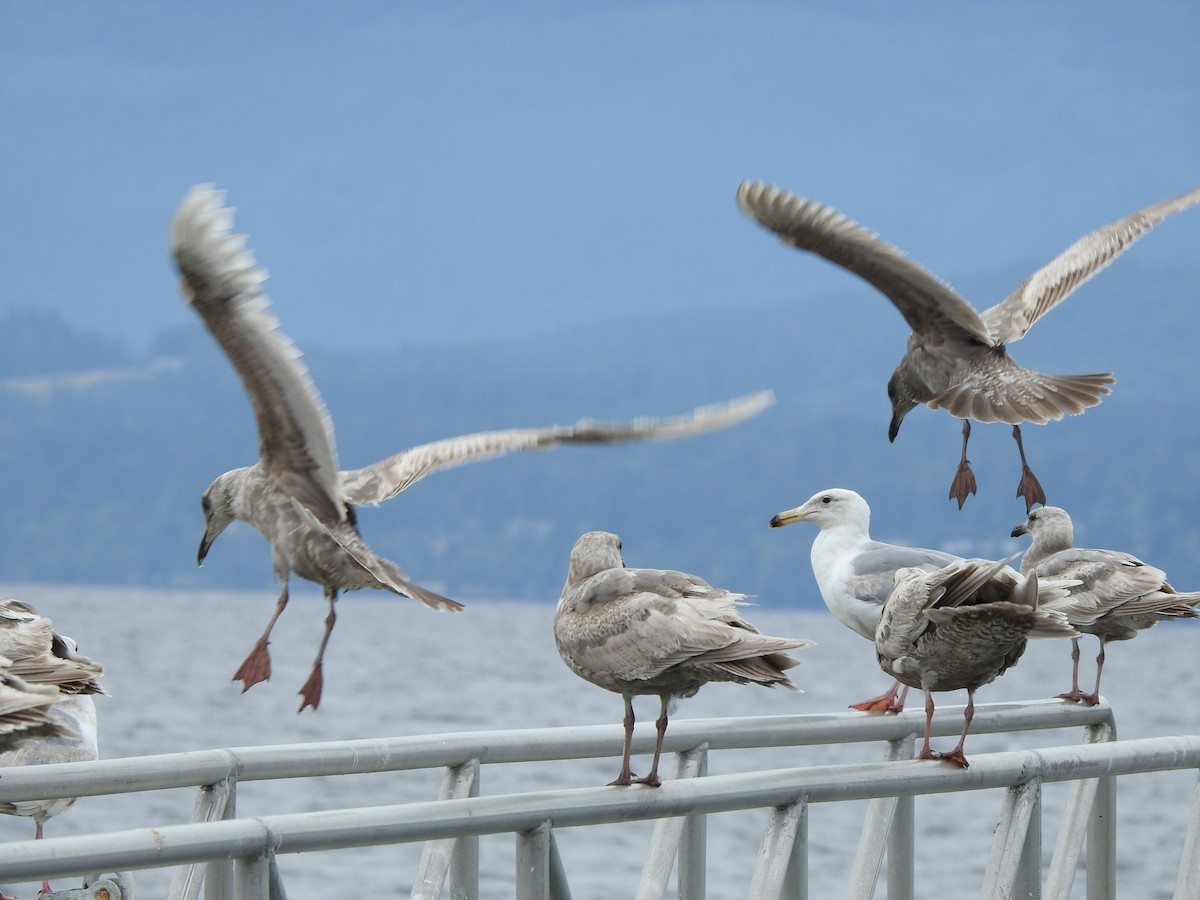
[
  {"left": 737, "top": 180, "right": 1200, "bottom": 511},
  {"left": 1012, "top": 506, "right": 1200, "bottom": 705},
  {"left": 554, "top": 531, "right": 813, "bottom": 786},
  {"left": 769, "top": 488, "right": 959, "bottom": 713},
  {"left": 0, "top": 599, "right": 104, "bottom": 898},
  {"left": 172, "top": 185, "right": 774, "bottom": 711},
  {"left": 876, "top": 557, "right": 1078, "bottom": 767}
]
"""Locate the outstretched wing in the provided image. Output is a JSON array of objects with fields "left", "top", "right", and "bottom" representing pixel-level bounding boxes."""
[
  {"left": 980, "top": 187, "right": 1200, "bottom": 343},
  {"left": 736, "top": 181, "right": 994, "bottom": 346},
  {"left": 171, "top": 186, "right": 344, "bottom": 524},
  {"left": 341, "top": 391, "right": 774, "bottom": 506}
]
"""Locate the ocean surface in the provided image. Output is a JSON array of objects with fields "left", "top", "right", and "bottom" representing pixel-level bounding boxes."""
[{"left": 0, "top": 583, "right": 1196, "bottom": 899}]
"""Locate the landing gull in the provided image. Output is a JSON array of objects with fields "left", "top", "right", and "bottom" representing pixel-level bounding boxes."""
[
  {"left": 737, "top": 180, "right": 1200, "bottom": 511},
  {"left": 876, "top": 557, "right": 1078, "bottom": 767},
  {"left": 554, "top": 531, "right": 813, "bottom": 786},
  {"left": 171, "top": 184, "right": 774, "bottom": 711},
  {"left": 0, "top": 599, "right": 105, "bottom": 898},
  {"left": 769, "top": 487, "right": 960, "bottom": 713},
  {"left": 1012, "top": 505, "right": 1200, "bottom": 705}
]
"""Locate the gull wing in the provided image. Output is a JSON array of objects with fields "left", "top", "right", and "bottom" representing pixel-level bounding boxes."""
[
  {"left": 736, "top": 181, "right": 994, "bottom": 346},
  {"left": 980, "top": 187, "right": 1200, "bottom": 343},
  {"left": 171, "top": 186, "right": 344, "bottom": 524},
  {"left": 341, "top": 390, "right": 774, "bottom": 506}
]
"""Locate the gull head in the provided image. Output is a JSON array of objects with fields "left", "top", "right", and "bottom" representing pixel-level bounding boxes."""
[
  {"left": 1010, "top": 505, "right": 1074, "bottom": 544},
  {"left": 197, "top": 470, "right": 243, "bottom": 565},
  {"left": 886, "top": 368, "right": 921, "bottom": 442},
  {"left": 563, "top": 531, "right": 625, "bottom": 590},
  {"left": 770, "top": 488, "right": 871, "bottom": 532}
]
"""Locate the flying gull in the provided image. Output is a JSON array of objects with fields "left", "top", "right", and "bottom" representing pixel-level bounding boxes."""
[
  {"left": 770, "top": 487, "right": 959, "bottom": 713},
  {"left": 554, "top": 531, "right": 812, "bottom": 786},
  {"left": 171, "top": 184, "right": 774, "bottom": 711},
  {"left": 1012, "top": 505, "right": 1200, "bottom": 705},
  {"left": 0, "top": 599, "right": 104, "bottom": 898},
  {"left": 737, "top": 180, "right": 1200, "bottom": 511},
  {"left": 876, "top": 556, "right": 1078, "bottom": 767}
]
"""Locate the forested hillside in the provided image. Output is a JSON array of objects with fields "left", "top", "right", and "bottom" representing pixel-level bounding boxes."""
[{"left": 0, "top": 262, "right": 1197, "bottom": 607}]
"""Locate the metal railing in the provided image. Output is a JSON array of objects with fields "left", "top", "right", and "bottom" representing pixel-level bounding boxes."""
[{"left": 1, "top": 699, "right": 1198, "bottom": 899}]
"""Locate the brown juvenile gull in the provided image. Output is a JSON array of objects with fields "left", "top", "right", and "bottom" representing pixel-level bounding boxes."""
[
  {"left": 1012, "top": 505, "right": 1200, "bottom": 705},
  {"left": 737, "top": 180, "right": 1200, "bottom": 511},
  {"left": 876, "top": 557, "right": 1078, "bottom": 768},
  {"left": 769, "top": 487, "right": 960, "bottom": 713},
  {"left": 554, "top": 531, "right": 813, "bottom": 786},
  {"left": 0, "top": 599, "right": 105, "bottom": 898},
  {"left": 172, "top": 185, "right": 774, "bottom": 711}
]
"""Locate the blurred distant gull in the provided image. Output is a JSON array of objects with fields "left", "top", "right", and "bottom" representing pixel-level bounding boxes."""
[
  {"left": 171, "top": 184, "right": 774, "bottom": 711},
  {"left": 1012, "top": 505, "right": 1200, "bottom": 705},
  {"left": 770, "top": 487, "right": 959, "bottom": 713},
  {"left": 554, "top": 531, "right": 813, "bottom": 786},
  {"left": 0, "top": 599, "right": 104, "bottom": 897},
  {"left": 737, "top": 180, "right": 1200, "bottom": 512},
  {"left": 876, "top": 557, "right": 1077, "bottom": 767}
]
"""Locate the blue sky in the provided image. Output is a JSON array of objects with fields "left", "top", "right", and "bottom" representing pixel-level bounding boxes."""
[{"left": 2, "top": 2, "right": 1198, "bottom": 352}]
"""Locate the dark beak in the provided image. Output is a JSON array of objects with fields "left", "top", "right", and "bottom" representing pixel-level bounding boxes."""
[
  {"left": 887, "top": 414, "right": 901, "bottom": 443},
  {"left": 1010, "top": 522, "right": 1029, "bottom": 538},
  {"left": 197, "top": 531, "right": 214, "bottom": 565}
]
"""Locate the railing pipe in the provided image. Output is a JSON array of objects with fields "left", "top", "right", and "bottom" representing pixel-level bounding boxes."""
[{"left": 0, "top": 734, "right": 1195, "bottom": 884}]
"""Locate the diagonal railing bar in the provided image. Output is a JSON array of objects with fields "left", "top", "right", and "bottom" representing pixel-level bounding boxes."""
[
  {"left": 412, "top": 759, "right": 480, "bottom": 900},
  {"left": 982, "top": 778, "right": 1042, "bottom": 900},
  {"left": 515, "top": 819, "right": 552, "bottom": 900},
  {"left": 1044, "top": 720, "right": 1116, "bottom": 899},
  {"left": 746, "top": 799, "right": 807, "bottom": 900},
  {"left": 168, "top": 774, "right": 237, "bottom": 900},
  {"left": 848, "top": 735, "right": 917, "bottom": 900},
  {"left": 636, "top": 745, "right": 708, "bottom": 900},
  {"left": 1172, "top": 770, "right": 1200, "bottom": 900}
]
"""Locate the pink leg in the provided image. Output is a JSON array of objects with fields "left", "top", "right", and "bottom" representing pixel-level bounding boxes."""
[
  {"left": 851, "top": 680, "right": 909, "bottom": 714},
  {"left": 1055, "top": 638, "right": 1085, "bottom": 703},
  {"left": 298, "top": 590, "right": 338, "bottom": 712},
  {"left": 1078, "top": 638, "right": 1107, "bottom": 707},
  {"left": 233, "top": 580, "right": 290, "bottom": 691},
  {"left": 609, "top": 696, "right": 638, "bottom": 786},
  {"left": 634, "top": 696, "right": 670, "bottom": 787},
  {"left": 1012, "top": 425, "right": 1047, "bottom": 513},
  {"left": 948, "top": 420, "right": 978, "bottom": 509}
]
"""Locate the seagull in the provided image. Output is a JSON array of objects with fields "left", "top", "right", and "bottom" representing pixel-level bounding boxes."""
[
  {"left": 876, "top": 557, "right": 1078, "bottom": 767},
  {"left": 1012, "top": 505, "right": 1200, "bottom": 705},
  {"left": 769, "top": 487, "right": 959, "bottom": 713},
  {"left": 737, "top": 180, "right": 1200, "bottom": 512},
  {"left": 554, "top": 531, "right": 813, "bottom": 786},
  {"left": 0, "top": 599, "right": 104, "bottom": 898},
  {"left": 172, "top": 185, "right": 774, "bottom": 711}
]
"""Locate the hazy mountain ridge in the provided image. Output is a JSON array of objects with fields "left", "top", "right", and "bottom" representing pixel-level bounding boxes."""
[{"left": 0, "top": 261, "right": 1197, "bottom": 606}]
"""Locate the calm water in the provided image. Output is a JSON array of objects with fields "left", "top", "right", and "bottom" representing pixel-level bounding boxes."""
[{"left": 0, "top": 583, "right": 1195, "bottom": 899}]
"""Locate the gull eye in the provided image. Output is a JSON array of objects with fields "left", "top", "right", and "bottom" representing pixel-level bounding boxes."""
[{"left": 821, "top": 496, "right": 832, "bottom": 505}]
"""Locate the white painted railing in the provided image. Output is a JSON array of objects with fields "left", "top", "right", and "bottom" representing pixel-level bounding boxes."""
[{"left": 1, "top": 700, "right": 1198, "bottom": 899}]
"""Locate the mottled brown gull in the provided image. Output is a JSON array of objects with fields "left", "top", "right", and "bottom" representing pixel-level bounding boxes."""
[
  {"left": 1012, "top": 505, "right": 1200, "bottom": 705},
  {"left": 770, "top": 487, "right": 960, "bottom": 713},
  {"left": 554, "top": 531, "right": 813, "bottom": 786},
  {"left": 876, "top": 557, "right": 1077, "bottom": 767},
  {"left": 172, "top": 185, "right": 774, "bottom": 711},
  {"left": 737, "top": 180, "right": 1200, "bottom": 511},
  {"left": 0, "top": 599, "right": 104, "bottom": 897}
]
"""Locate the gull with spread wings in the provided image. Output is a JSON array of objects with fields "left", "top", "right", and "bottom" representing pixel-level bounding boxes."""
[
  {"left": 737, "top": 181, "right": 1200, "bottom": 511},
  {"left": 171, "top": 185, "right": 773, "bottom": 711}
]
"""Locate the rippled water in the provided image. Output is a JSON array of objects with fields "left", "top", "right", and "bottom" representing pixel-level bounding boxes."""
[{"left": 0, "top": 583, "right": 1195, "bottom": 898}]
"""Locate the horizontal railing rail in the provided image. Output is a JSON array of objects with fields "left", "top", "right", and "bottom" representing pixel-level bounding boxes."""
[
  {"left": 0, "top": 699, "right": 1112, "bottom": 802},
  {"left": 4, "top": 699, "right": 1188, "bottom": 900},
  {"left": 2, "top": 733, "right": 1198, "bottom": 882}
]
